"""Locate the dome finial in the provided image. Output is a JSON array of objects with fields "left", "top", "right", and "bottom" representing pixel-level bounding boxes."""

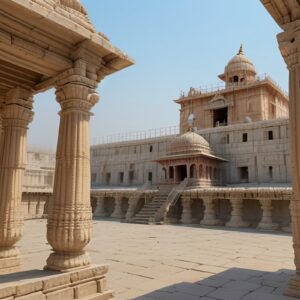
[{"left": 238, "top": 44, "right": 244, "bottom": 55}]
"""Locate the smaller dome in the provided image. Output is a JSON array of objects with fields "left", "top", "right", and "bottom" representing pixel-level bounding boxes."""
[
  {"left": 167, "top": 132, "right": 210, "bottom": 156},
  {"left": 225, "top": 45, "right": 256, "bottom": 76}
]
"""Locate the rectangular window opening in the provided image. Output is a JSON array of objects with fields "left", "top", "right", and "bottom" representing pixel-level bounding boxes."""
[
  {"left": 239, "top": 167, "right": 249, "bottom": 183},
  {"left": 268, "top": 130, "right": 273, "bottom": 140}
]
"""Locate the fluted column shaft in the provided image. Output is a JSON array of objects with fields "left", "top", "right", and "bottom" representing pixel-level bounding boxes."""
[
  {"left": 180, "top": 196, "right": 192, "bottom": 224},
  {"left": 257, "top": 199, "right": 278, "bottom": 230},
  {"left": 260, "top": 5, "right": 300, "bottom": 298},
  {"left": 273, "top": 24, "right": 300, "bottom": 298},
  {"left": 0, "top": 88, "right": 33, "bottom": 272},
  {"left": 200, "top": 197, "right": 221, "bottom": 226},
  {"left": 94, "top": 196, "right": 105, "bottom": 217},
  {"left": 226, "top": 197, "right": 249, "bottom": 228},
  {"left": 111, "top": 196, "right": 123, "bottom": 219},
  {"left": 46, "top": 72, "right": 99, "bottom": 272}
]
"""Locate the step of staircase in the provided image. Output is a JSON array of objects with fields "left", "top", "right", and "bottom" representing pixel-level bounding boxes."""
[{"left": 130, "top": 186, "right": 174, "bottom": 224}]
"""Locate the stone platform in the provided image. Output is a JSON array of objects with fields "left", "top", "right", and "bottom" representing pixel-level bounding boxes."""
[
  {"left": 0, "top": 265, "right": 112, "bottom": 300},
  {"left": 15, "top": 219, "right": 299, "bottom": 299}
]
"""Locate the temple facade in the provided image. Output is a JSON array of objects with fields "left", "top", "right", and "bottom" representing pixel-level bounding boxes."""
[{"left": 91, "top": 47, "right": 290, "bottom": 189}]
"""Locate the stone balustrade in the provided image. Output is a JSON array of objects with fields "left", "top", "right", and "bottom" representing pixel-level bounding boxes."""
[{"left": 91, "top": 187, "right": 292, "bottom": 231}]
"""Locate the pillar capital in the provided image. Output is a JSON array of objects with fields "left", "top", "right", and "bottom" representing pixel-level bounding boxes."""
[
  {"left": 55, "top": 73, "right": 99, "bottom": 113},
  {"left": 277, "top": 22, "right": 300, "bottom": 69},
  {"left": 5, "top": 87, "right": 33, "bottom": 108},
  {"left": 3, "top": 87, "right": 34, "bottom": 128}
]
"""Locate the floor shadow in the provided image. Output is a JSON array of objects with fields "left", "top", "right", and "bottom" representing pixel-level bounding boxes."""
[
  {"left": 132, "top": 268, "right": 297, "bottom": 300},
  {"left": 167, "top": 223, "right": 292, "bottom": 237},
  {"left": 0, "top": 269, "right": 60, "bottom": 284}
]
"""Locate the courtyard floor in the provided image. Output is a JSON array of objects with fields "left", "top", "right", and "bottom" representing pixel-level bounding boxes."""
[{"left": 16, "top": 219, "right": 298, "bottom": 300}]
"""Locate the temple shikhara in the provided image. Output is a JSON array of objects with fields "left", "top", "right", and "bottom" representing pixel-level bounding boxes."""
[{"left": 1, "top": 0, "right": 300, "bottom": 299}]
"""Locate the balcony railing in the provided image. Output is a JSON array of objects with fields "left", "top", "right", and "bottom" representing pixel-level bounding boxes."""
[
  {"left": 179, "top": 73, "right": 288, "bottom": 99},
  {"left": 91, "top": 125, "right": 180, "bottom": 146}
]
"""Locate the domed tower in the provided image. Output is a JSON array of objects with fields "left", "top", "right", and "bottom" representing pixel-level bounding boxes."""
[{"left": 219, "top": 45, "right": 257, "bottom": 87}]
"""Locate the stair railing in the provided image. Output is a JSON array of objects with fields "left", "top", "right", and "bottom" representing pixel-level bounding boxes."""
[{"left": 154, "top": 178, "right": 189, "bottom": 223}]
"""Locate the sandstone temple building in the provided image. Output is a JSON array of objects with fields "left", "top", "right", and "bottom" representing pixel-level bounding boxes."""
[{"left": 91, "top": 46, "right": 292, "bottom": 231}]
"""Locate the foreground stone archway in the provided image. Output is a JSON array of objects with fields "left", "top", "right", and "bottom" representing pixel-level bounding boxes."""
[{"left": 261, "top": 0, "right": 300, "bottom": 297}]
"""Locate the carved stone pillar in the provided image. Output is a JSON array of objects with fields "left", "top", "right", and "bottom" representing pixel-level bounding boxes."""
[
  {"left": 0, "top": 87, "right": 33, "bottom": 273},
  {"left": 277, "top": 28, "right": 300, "bottom": 298},
  {"left": 46, "top": 70, "right": 99, "bottom": 272},
  {"left": 226, "top": 196, "right": 249, "bottom": 228},
  {"left": 283, "top": 200, "right": 292, "bottom": 233},
  {"left": 200, "top": 197, "right": 221, "bottom": 226},
  {"left": 257, "top": 198, "right": 278, "bottom": 230},
  {"left": 111, "top": 195, "right": 123, "bottom": 219},
  {"left": 94, "top": 195, "right": 105, "bottom": 217},
  {"left": 180, "top": 195, "right": 192, "bottom": 224},
  {"left": 126, "top": 196, "right": 138, "bottom": 221}
]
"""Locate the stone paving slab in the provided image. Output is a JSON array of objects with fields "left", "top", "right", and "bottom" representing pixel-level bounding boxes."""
[{"left": 15, "top": 220, "right": 298, "bottom": 299}]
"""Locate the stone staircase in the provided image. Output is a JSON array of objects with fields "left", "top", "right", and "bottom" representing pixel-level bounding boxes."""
[{"left": 131, "top": 183, "right": 173, "bottom": 224}]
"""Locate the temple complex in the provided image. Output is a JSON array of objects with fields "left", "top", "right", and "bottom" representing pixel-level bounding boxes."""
[
  {"left": 1, "top": 0, "right": 300, "bottom": 299},
  {"left": 91, "top": 46, "right": 292, "bottom": 227}
]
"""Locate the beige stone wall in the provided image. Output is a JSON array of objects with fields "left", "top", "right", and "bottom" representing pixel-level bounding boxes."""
[
  {"left": 91, "top": 136, "right": 175, "bottom": 186},
  {"left": 23, "top": 148, "right": 55, "bottom": 193},
  {"left": 91, "top": 118, "right": 290, "bottom": 187},
  {"left": 198, "top": 118, "right": 290, "bottom": 185},
  {"left": 22, "top": 192, "right": 51, "bottom": 219}
]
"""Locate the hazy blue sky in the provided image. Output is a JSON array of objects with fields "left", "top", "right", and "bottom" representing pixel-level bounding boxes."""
[{"left": 28, "top": 0, "right": 287, "bottom": 149}]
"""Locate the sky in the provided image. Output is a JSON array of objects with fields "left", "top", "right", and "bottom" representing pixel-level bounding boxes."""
[{"left": 27, "top": 0, "right": 288, "bottom": 149}]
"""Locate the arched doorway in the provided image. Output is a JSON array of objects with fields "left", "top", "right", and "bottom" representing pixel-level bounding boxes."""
[
  {"left": 169, "top": 166, "right": 174, "bottom": 180},
  {"left": 176, "top": 165, "right": 187, "bottom": 182},
  {"left": 190, "top": 164, "right": 196, "bottom": 178}
]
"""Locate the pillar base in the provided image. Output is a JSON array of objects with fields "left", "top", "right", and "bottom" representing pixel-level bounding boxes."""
[
  {"left": 0, "top": 265, "right": 113, "bottom": 300},
  {"left": 111, "top": 212, "right": 124, "bottom": 219},
  {"left": 94, "top": 213, "right": 106, "bottom": 218},
  {"left": 200, "top": 219, "right": 223, "bottom": 226},
  {"left": 180, "top": 217, "right": 192, "bottom": 224},
  {"left": 0, "top": 247, "right": 21, "bottom": 274},
  {"left": 45, "top": 251, "right": 91, "bottom": 272},
  {"left": 257, "top": 222, "right": 279, "bottom": 231},
  {"left": 226, "top": 220, "right": 249, "bottom": 228},
  {"left": 284, "top": 273, "right": 300, "bottom": 298},
  {"left": 282, "top": 225, "right": 292, "bottom": 233}
]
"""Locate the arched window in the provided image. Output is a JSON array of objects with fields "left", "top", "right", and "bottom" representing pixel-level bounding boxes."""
[
  {"left": 190, "top": 164, "right": 196, "bottom": 178},
  {"left": 233, "top": 75, "right": 239, "bottom": 82},
  {"left": 149, "top": 145, "right": 153, "bottom": 153}
]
